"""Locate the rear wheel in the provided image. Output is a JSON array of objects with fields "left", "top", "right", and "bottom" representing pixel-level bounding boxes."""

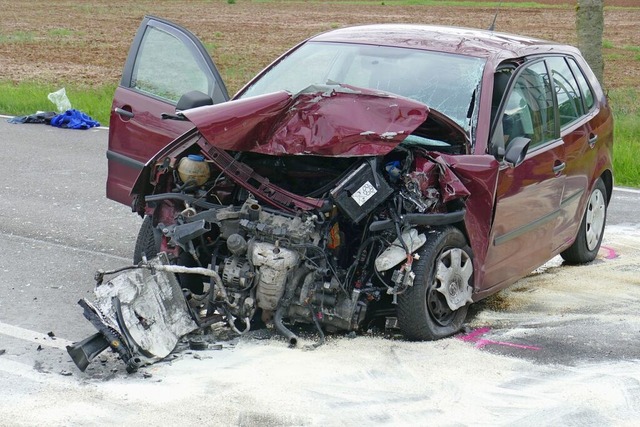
[
  {"left": 133, "top": 216, "right": 160, "bottom": 264},
  {"left": 561, "top": 178, "right": 607, "bottom": 264},
  {"left": 398, "top": 227, "right": 473, "bottom": 341}
]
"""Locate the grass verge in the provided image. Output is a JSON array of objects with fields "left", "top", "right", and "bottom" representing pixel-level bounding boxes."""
[
  {"left": 0, "top": 80, "right": 638, "bottom": 187},
  {"left": 609, "top": 88, "right": 640, "bottom": 187},
  {"left": 0, "top": 81, "right": 115, "bottom": 126}
]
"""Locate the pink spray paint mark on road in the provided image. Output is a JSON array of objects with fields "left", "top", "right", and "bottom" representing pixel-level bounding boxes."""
[
  {"left": 599, "top": 245, "right": 618, "bottom": 260},
  {"left": 458, "top": 327, "right": 541, "bottom": 351}
]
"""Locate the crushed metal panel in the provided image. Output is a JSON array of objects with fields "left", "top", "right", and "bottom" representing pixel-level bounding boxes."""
[
  {"left": 183, "top": 84, "right": 428, "bottom": 156},
  {"left": 438, "top": 153, "right": 501, "bottom": 291},
  {"left": 70, "top": 254, "right": 198, "bottom": 372}
]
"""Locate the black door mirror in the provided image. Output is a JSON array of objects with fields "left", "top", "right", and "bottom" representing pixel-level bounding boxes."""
[
  {"left": 176, "top": 90, "right": 214, "bottom": 111},
  {"left": 504, "top": 136, "right": 530, "bottom": 167}
]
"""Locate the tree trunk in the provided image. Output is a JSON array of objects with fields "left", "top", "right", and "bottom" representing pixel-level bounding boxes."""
[{"left": 576, "top": 0, "right": 604, "bottom": 85}]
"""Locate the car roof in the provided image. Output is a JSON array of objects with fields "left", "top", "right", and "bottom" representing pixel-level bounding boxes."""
[{"left": 310, "top": 24, "right": 581, "bottom": 62}]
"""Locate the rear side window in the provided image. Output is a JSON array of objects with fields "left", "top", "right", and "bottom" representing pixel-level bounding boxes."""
[
  {"left": 547, "top": 57, "right": 584, "bottom": 128},
  {"left": 500, "top": 61, "right": 555, "bottom": 150},
  {"left": 567, "top": 57, "right": 595, "bottom": 111}
]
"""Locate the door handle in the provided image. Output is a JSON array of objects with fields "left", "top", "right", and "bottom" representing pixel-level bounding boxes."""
[
  {"left": 553, "top": 162, "right": 566, "bottom": 174},
  {"left": 588, "top": 133, "right": 598, "bottom": 148},
  {"left": 114, "top": 107, "right": 134, "bottom": 119}
]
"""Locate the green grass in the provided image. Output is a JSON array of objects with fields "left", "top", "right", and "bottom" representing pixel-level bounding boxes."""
[
  {"left": 0, "top": 31, "right": 35, "bottom": 43},
  {"left": 0, "top": 81, "right": 115, "bottom": 126},
  {"left": 602, "top": 39, "right": 614, "bottom": 49},
  {"left": 609, "top": 88, "right": 640, "bottom": 187},
  {"left": 604, "top": 53, "right": 623, "bottom": 61},
  {"left": 47, "top": 28, "right": 76, "bottom": 38},
  {"left": 612, "top": 114, "right": 640, "bottom": 187}
]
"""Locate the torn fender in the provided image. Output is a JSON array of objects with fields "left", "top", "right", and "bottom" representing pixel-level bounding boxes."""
[
  {"left": 183, "top": 84, "right": 428, "bottom": 156},
  {"left": 438, "top": 153, "right": 501, "bottom": 289}
]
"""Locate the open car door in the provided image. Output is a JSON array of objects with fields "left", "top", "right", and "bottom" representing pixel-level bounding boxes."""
[{"left": 107, "top": 16, "right": 229, "bottom": 206}]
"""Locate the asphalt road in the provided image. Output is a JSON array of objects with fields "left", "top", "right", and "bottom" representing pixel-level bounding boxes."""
[{"left": 0, "top": 119, "right": 639, "bottom": 425}]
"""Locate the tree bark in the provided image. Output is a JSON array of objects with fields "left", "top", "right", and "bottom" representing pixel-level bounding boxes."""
[{"left": 576, "top": 0, "right": 604, "bottom": 85}]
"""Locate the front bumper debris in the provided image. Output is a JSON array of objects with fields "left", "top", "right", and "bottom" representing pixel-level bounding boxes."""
[{"left": 67, "top": 253, "right": 198, "bottom": 373}]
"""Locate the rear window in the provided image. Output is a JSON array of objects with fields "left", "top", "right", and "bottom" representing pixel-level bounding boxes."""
[
  {"left": 547, "top": 56, "right": 584, "bottom": 128},
  {"left": 567, "top": 57, "right": 595, "bottom": 111}
]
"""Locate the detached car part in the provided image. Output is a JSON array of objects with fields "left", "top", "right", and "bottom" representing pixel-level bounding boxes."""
[{"left": 68, "top": 254, "right": 199, "bottom": 373}]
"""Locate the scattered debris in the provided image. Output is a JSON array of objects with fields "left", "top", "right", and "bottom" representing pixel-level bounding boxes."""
[
  {"left": 188, "top": 339, "right": 208, "bottom": 351},
  {"left": 7, "top": 111, "right": 55, "bottom": 125}
]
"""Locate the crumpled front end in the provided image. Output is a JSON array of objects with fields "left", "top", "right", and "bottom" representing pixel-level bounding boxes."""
[{"left": 70, "top": 85, "right": 503, "bottom": 372}]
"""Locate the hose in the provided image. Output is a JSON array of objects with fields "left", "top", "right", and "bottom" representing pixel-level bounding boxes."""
[
  {"left": 274, "top": 305, "right": 298, "bottom": 347},
  {"left": 368, "top": 210, "right": 466, "bottom": 232},
  {"left": 272, "top": 267, "right": 312, "bottom": 347},
  {"left": 308, "top": 305, "right": 326, "bottom": 349}
]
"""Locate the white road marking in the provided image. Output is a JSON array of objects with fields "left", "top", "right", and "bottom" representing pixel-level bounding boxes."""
[
  {"left": 0, "top": 321, "right": 73, "bottom": 350},
  {"left": 0, "top": 357, "right": 60, "bottom": 382},
  {"left": 614, "top": 187, "right": 640, "bottom": 194},
  {"left": 0, "top": 232, "right": 130, "bottom": 262}
]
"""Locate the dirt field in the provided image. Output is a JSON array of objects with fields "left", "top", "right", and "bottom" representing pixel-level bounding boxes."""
[{"left": 0, "top": 1, "right": 638, "bottom": 95}]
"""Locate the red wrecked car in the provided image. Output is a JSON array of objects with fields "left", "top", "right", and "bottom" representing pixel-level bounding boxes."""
[{"left": 68, "top": 17, "right": 613, "bottom": 372}]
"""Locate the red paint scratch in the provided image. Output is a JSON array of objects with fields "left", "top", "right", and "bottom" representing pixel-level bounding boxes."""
[
  {"left": 458, "top": 327, "right": 541, "bottom": 351},
  {"left": 599, "top": 245, "right": 618, "bottom": 260}
]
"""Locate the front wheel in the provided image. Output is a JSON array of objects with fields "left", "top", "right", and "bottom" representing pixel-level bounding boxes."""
[
  {"left": 133, "top": 216, "right": 160, "bottom": 264},
  {"left": 561, "top": 178, "right": 607, "bottom": 264},
  {"left": 397, "top": 227, "right": 473, "bottom": 341}
]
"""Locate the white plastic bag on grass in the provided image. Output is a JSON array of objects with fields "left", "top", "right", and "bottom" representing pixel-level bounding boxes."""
[{"left": 47, "top": 88, "right": 72, "bottom": 112}]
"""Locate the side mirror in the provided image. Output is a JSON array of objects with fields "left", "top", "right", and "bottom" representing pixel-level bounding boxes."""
[
  {"left": 176, "top": 90, "right": 214, "bottom": 111},
  {"left": 503, "top": 136, "right": 530, "bottom": 168}
]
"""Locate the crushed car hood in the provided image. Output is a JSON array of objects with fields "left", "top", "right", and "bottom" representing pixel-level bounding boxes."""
[{"left": 182, "top": 84, "right": 429, "bottom": 157}]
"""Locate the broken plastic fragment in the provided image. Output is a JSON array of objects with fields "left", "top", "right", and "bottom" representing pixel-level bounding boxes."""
[
  {"left": 375, "top": 228, "right": 427, "bottom": 272},
  {"left": 68, "top": 254, "right": 198, "bottom": 372}
]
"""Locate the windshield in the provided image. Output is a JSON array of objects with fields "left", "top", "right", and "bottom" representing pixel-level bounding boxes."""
[{"left": 240, "top": 41, "right": 485, "bottom": 130}]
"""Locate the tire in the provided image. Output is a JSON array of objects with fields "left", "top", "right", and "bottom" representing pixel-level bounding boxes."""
[
  {"left": 133, "top": 216, "right": 160, "bottom": 264},
  {"left": 397, "top": 227, "right": 473, "bottom": 341},
  {"left": 561, "top": 178, "right": 607, "bottom": 265}
]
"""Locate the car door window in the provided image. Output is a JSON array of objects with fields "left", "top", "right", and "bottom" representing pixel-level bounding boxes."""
[
  {"left": 567, "top": 57, "right": 595, "bottom": 111},
  {"left": 547, "top": 56, "right": 584, "bottom": 128},
  {"left": 131, "top": 26, "right": 212, "bottom": 103},
  {"left": 499, "top": 61, "right": 555, "bottom": 150}
]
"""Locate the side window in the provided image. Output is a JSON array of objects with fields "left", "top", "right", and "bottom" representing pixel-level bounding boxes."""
[
  {"left": 567, "top": 57, "right": 595, "bottom": 111},
  {"left": 547, "top": 57, "right": 584, "bottom": 127},
  {"left": 131, "top": 26, "right": 211, "bottom": 103},
  {"left": 500, "top": 61, "right": 555, "bottom": 150}
]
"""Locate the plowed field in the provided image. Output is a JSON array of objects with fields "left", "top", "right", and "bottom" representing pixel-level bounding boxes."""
[{"left": 0, "top": 1, "right": 638, "bottom": 94}]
